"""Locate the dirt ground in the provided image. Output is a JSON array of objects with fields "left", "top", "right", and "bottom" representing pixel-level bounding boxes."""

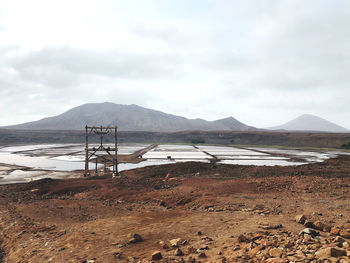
[{"left": 1, "top": 157, "right": 350, "bottom": 262}]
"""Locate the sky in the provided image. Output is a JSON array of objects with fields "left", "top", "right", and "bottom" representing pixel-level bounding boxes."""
[{"left": 0, "top": 0, "right": 349, "bottom": 129}]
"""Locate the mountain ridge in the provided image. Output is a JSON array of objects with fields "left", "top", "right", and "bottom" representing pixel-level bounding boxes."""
[{"left": 4, "top": 102, "right": 256, "bottom": 132}]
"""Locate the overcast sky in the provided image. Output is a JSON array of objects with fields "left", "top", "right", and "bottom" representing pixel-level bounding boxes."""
[{"left": 0, "top": 0, "right": 349, "bottom": 128}]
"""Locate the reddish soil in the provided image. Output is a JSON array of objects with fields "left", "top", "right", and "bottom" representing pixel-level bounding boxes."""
[{"left": 1, "top": 157, "right": 350, "bottom": 262}]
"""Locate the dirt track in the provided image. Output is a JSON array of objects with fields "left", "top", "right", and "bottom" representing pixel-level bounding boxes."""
[{"left": 1, "top": 157, "right": 350, "bottom": 262}]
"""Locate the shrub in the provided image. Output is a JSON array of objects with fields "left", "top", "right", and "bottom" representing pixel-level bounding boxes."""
[
  {"left": 341, "top": 142, "right": 350, "bottom": 149},
  {"left": 189, "top": 138, "right": 205, "bottom": 144}
]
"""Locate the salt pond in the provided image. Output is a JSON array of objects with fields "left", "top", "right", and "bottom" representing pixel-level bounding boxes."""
[{"left": 0, "top": 143, "right": 347, "bottom": 184}]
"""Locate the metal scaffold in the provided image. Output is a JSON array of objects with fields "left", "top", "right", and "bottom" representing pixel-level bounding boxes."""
[{"left": 84, "top": 126, "right": 118, "bottom": 177}]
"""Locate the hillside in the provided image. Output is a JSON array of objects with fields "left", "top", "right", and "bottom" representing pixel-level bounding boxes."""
[
  {"left": 269, "top": 114, "right": 348, "bottom": 133},
  {"left": 4, "top": 102, "right": 255, "bottom": 132}
]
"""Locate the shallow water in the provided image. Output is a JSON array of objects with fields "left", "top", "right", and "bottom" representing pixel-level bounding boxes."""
[
  {"left": 0, "top": 170, "right": 77, "bottom": 184},
  {"left": 0, "top": 152, "right": 96, "bottom": 171},
  {"left": 0, "top": 143, "right": 340, "bottom": 178}
]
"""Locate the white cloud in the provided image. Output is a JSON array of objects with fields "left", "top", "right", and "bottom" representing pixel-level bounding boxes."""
[{"left": 0, "top": 0, "right": 349, "bottom": 129}]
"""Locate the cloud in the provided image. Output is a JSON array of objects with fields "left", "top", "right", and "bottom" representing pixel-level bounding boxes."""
[
  {"left": 9, "top": 47, "right": 185, "bottom": 88},
  {"left": 0, "top": 0, "right": 349, "bottom": 128}
]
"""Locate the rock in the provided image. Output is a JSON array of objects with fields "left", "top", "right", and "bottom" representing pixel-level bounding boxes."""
[
  {"left": 323, "top": 225, "right": 331, "bottom": 232},
  {"left": 128, "top": 233, "right": 143, "bottom": 244},
  {"left": 261, "top": 224, "right": 282, "bottom": 230},
  {"left": 335, "top": 236, "right": 345, "bottom": 243},
  {"left": 238, "top": 234, "right": 250, "bottom": 243},
  {"left": 315, "top": 247, "right": 346, "bottom": 258},
  {"left": 269, "top": 247, "right": 283, "bottom": 258},
  {"left": 158, "top": 240, "right": 169, "bottom": 249},
  {"left": 174, "top": 248, "right": 184, "bottom": 256},
  {"left": 295, "top": 214, "right": 306, "bottom": 224},
  {"left": 197, "top": 231, "right": 202, "bottom": 236},
  {"left": 170, "top": 238, "right": 182, "bottom": 247},
  {"left": 199, "top": 245, "right": 209, "bottom": 250},
  {"left": 342, "top": 241, "right": 349, "bottom": 248},
  {"left": 265, "top": 258, "right": 285, "bottom": 263},
  {"left": 249, "top": 245, "right": 264, "bottom": 257},
  {"left": 340, "top": 230, "right": 350, "bottom": 239},
  {"left": 313, "top": 221, "right": 326, "bottom": 231},
  {"left": 201, "top": 236, "right": 213, "bottom": 241},
  {"left": 187, "top": 246, "right": 196, "bottom": 254},
  {"left": 304, "top": 220, "right": 314, "bottom": 228},
  {"left": 299, "top": 228, "right": 319, "bottom": 238},
  {"left": 198, "top": 252, "right": 207, "bottom": 258},
  {"left": 151, "top": 251, "right": 163, "bottom": 260},
  {"left": 330, "top": 227, "right": 341, "bottom": 236}
]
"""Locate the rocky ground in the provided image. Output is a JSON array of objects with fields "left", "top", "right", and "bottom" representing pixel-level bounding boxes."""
[{"left": 0, "top": 157, "right": 350, "bottom": 262}]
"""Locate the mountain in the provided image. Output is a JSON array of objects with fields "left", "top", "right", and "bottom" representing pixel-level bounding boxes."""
[
  {"left": 4, "top": 102, "right": 256, "bottom": 132},
  {"left": 269, "top": 114, "right": 348, "bottom": 133}
]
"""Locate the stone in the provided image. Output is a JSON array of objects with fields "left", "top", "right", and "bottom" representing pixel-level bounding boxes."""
[
  {"left": 315, "top": 247, "right": 346, "bottom": 258},
  {"left": 199, "top": 245, "right": 209, "bottom": 250},
  {"left": 265, "top": 258, "right": 285, "bottom": 263},
  {"left": 151, "top": 251, "right": 163, "bottom": 260},
  {"left": 174, "top": 248, "right": 184, "bottom": 256},
  {"left": 233, "top": 245, "right": 241, "bottom": 251},
  {"left": 269, "top": 247, "right": 283, "bottom": 258},
  {"left": 313, "top": 221, "right": 326, "bottom": 231},
  {"left": 238, "top": 234, "right": 250, "bottom": 243},
  {"left": 261, "top": 224, "right": 282, "bottom": 230},
  {"left": 295, "top": 214, "right": 307, "bottom": 224},
  {"left": 299, "top": 228, "right": 319, "bottom": 238},
  {"left": 340, "top": 230, "right": 350, "bottom": 239},
  {"left": 304, "top": 220, "right": 314, "bottom": 228},
  {"left": 158, "top": 240, "right": 169, "bottom": 249},
  {"left": 249, "top": 245, "right": 264, "bottom": 257},
  {"left": 187, "top": 246, "right": 196, "bottom": 254},
  {"left": 128, "top": 233, "right": 143, "bottom": 244},
  {"left": 198, "top": 252, "right": 207, "bottom": 258},
  {"left": 170, "top": 238, "right": 182, "bottom": 247},
  {"left": 330, "top": 227, "right": 341, "bottom": 236},
  {"left": 335, "top": 236, "right": 345, "bottom": 243}
]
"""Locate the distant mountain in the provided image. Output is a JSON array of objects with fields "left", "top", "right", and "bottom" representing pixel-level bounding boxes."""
[
  {"left": 4, "top": 102, "right": 256, "bottom": 132},
  {"left": 269, "top": 114, "right": 348, "bottom": 133}
]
